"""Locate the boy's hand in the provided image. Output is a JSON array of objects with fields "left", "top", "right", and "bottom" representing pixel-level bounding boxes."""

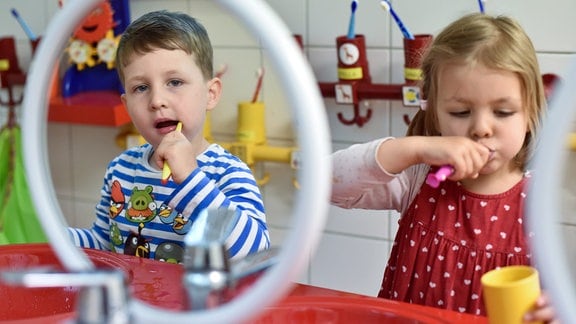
[
  {"left": 523, "top": 292, "right": 559, "bottom": 324},
  {"left": 155, "top": 129, "right": 197, "bottom": 184}
]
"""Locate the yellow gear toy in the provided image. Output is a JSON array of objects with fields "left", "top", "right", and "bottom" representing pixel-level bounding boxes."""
[
  {"left": 96, "top": 29, "right": 120, "bottom": 69},
  {"left": 67, "top": 38, "right": 96, "bottom": 71}
]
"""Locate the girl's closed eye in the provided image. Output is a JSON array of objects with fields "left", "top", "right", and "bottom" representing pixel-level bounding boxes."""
[
  {"left": 449, "top": 110, "right": 471, "bottom": 118},
  {"left": 494, "top": 110, "right": 515, "bottom": 117}
]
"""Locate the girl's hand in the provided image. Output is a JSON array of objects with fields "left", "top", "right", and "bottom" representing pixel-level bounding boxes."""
[
  {"left": 523, "top": 292, "right": 559, "bottom": 324},
  {"left": 376, "top": 136, "right": 490, "bottom": 177},
  {"left": 417, "top": 136, "right": 490, "bottom": 180}
]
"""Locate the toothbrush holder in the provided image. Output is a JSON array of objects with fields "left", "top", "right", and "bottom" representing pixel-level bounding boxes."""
[
  {"left": 403, "top": 34, "right": 433, "bottom": 84},
  {"left": 336, "top": 34, "right": 371, "bottom": 84},
  {"left": 237, "top": 101, "right": 266, "bottom": 145}
]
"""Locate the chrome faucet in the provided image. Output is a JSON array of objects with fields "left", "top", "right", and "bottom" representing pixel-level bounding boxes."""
[
  {"left": 182, "top": 207, "right": 278, "bottom": 310},
  {"left": 2, "top": 268, "right": 130, "bottom": 324}
]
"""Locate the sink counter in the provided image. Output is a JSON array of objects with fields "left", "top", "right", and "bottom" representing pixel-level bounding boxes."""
[
  {"left": 253, "top": 283, "right": 488, "bottom": 323},
  {"left": 0, "top": 244, "right": 487, "bottom": 323}
]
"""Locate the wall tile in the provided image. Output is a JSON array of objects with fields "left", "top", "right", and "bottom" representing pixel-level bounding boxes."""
[
  {"left": 73, "top": 199, "right": 99, "bottom": 228},
  {"left": 308, "top": 0, "right": 391, "bottom": 48},
  {"left": 48, "top": 123, "right": 73, "bottom": 197},
  {"left": 266, "top": 0, "right": 307, "bottom": 38},
  {"left": 211, "top": 48, "right": 262, "bottom": 138},
  {"left": 310, "top": 233, "right": 389, "bottom": 296},
  {"left": 70, "top": 125, "right": 122, "bottom": 201},
  {"left": 269, "top": 226, "right": 310, "bottom": 284}
]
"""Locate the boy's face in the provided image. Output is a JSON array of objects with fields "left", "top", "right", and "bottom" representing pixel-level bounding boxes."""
[
  {"left": 435, "top": 62, "right": 528, "bottom": 176},
  {"left": 120, "top": 48, "right": 220, "bottom": 149}
]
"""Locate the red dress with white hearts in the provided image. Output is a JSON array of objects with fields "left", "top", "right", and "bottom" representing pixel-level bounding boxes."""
[{"left": 377, "top": 175, "right": 532, "bottom": 316}]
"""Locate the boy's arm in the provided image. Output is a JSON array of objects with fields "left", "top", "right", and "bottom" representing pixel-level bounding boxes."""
[{"left": 166, "top": 157, "right": 269, "bottom": 260}]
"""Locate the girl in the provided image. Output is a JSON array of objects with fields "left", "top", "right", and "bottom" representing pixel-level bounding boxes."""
[{"left": 331, "top": 13, "right": 556, "bottom": 322}]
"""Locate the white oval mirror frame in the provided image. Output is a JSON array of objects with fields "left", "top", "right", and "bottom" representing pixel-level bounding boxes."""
[
  {"left": 528, "top": 60, "right": 576, "bottom": 321},
  {"left": 22, "top": 0, "right": 331, "bottom": 323}
]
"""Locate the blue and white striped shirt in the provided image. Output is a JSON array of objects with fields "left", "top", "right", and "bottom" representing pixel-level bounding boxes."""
[{"left": 68, "top": 143, "right": 269, "bottom": 262}]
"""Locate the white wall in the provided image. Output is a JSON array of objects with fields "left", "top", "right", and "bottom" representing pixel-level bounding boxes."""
[{"left": 1, "top": 0, "right": 576, "bottom": 297}]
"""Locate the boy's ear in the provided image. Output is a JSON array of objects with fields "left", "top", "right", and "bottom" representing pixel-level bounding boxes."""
[{"left": 206, "top": 77, "right": 222, "bottom": 111}]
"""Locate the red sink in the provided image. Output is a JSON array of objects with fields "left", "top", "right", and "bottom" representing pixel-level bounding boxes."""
[
  {"left": 0, "top": 244, "right": 488, "bottom": 323},
  {"left": 253, "top": 295, "right": 486, "bottom": 323},
  {"left": 0, "top": 243, "right": 186, "bottom": 322}
]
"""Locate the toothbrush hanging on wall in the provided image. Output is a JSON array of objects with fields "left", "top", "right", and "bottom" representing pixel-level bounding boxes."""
[
  {"left": 347, "top": 0, "right": 358, "bottom": 39},
  {"left": 478, "top": 0, "right": 486, "bottom": 13},
  {"left": 251, "top": 67, "right": 265, "bottom": 103},
  {"left": 380, "top": 0, "right": 414, "bottom": 40},
  {"left": 10, "top": 8, "right": 38, "bottom": 41}
]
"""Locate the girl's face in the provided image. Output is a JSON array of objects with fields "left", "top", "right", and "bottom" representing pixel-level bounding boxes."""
[
  {"left": 436, "top": 62, "right": 528, "bottom": 175},
  {"left": 121, "top": 48, "right": 220, "bottom": 149}
]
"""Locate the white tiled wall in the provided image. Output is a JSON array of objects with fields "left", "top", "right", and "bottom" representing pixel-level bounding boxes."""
[{"left": 2, "top": 0, "right": 576, "bottom": 297}]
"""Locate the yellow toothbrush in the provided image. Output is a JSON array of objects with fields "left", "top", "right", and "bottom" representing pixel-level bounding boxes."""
[{"left": 161, "top": 121, "right": 182, "bottom": 185}]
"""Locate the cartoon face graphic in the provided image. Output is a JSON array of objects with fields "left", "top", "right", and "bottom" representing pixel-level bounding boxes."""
[
  {"left": 156, "top": 203, "right": 191, "bottom": 235},
  {"left": 172, "top": 213, "right": 192, "bottom": 235},
  {"left": 154, "top": 242, "right": 184, "bottom": 264},
  {"left": 156, "top": 203, "right": 178, "bottom": 224},
  {"left": 109, "top": 222, "right": 123, "bottom": 252},
  {"left": 124, "top": 223, "right": 150, "bottom": 258},
  {"left": 73, "top": 1, "right": 114, "bottom": 43},
  {"left": 109, "top": 180, "right": 125, "bottom": 219},
  {"left": 126, "top": 186, "right": 156, "bottom": 223}
]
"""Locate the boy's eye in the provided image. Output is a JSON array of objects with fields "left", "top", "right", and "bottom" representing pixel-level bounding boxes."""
[
  {"left": 168, "top": 79, "right": 183, "bottom": 87},
  {"left": 133, "top": 85, "right": 148, "bottom": 93}
]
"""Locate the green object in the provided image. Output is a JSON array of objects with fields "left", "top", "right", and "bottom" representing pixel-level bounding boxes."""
[{"left": 0, "top": 125, "right": 47, "bottom": 244}]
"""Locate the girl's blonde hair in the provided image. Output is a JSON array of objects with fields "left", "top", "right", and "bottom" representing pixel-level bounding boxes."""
[{"left": 407, "top": 13, "right": 545, "bottom": 170}]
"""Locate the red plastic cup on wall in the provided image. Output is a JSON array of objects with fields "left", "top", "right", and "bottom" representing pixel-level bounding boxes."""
[
  {"left": 403, "top": 34, "right": 433, "bottom": 84},
  {"left": 0, "top": 37, "right": 23, "bottom": 88},
  {"left": 293, "top": 34, "right": 303, "bottom": 51},
  {"left": 30, "top": 37, "right": 41, "bottom": 55},
  {"left": 336, "top": 34, "right": 371, "bottom": 84}
]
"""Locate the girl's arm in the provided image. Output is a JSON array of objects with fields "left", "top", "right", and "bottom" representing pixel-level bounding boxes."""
[{"left": 331, "top": 138, "right": 425, "bottom": 212}]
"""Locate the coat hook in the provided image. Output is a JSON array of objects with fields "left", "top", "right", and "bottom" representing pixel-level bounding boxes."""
[
  {"left": 337, "top": 102, "right": 372, "bottom": 127},
  {"left": 403, "top": 114, "right": 411, "bottom": 126}
]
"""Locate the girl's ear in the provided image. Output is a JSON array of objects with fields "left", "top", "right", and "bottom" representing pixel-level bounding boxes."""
[
  {"left": 420, "top": 100, "right": 428, "bottom": 111},
  {"left": 206, "top": 77, "right": 222, "bottom": 111}
]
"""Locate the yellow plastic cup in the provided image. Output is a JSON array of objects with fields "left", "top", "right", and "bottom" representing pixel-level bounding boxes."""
[
  {"left": 237, "top": 101, "right": 266, "bottom": 145},
  {"left": 481, "top": 265, "right": 542, "bottom": 324}
]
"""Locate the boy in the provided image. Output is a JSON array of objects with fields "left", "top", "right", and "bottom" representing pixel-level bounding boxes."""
[{"left": 68, "top": 11, "right": 269, "bottom": 262}]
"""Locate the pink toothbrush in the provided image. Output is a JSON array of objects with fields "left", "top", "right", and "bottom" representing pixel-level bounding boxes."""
[{"left": 426, "top": 165, "right": 454, "bottom": 188}]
